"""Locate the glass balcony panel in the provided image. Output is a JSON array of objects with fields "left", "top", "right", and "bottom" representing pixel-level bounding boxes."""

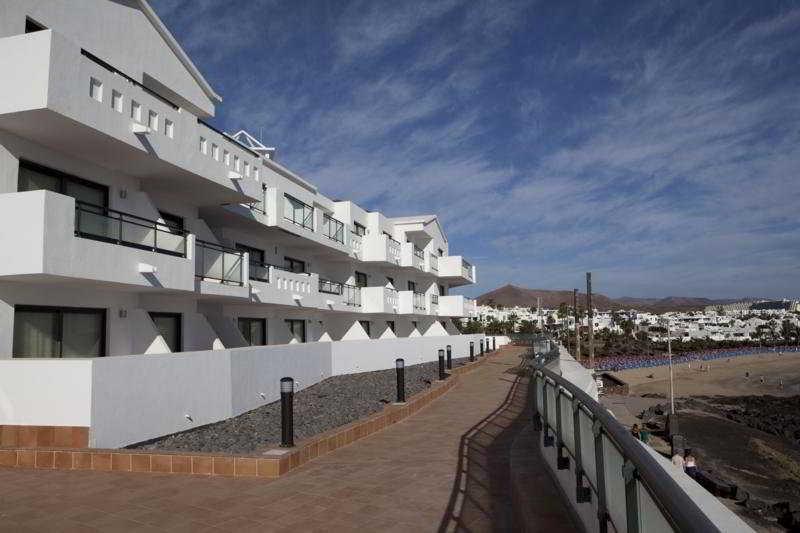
[
  {"left": 603, "top": 435, "right": 628, "bottom": 533},
  {"left": 560, "top": 393, "right": 575, "bottom": 454},
  {"left": 578, "top": 409, "right": 597, "bottom": 488},
  {"left": 637, "top": 480, "right": 673, "bottom": 533}
]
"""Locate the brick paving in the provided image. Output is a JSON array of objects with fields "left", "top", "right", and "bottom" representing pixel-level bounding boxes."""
[{"left": 0, "top": 347, "right": 576, "bottom": 532}]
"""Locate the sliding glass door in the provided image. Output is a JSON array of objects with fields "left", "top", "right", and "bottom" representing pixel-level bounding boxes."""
[
  {"left": 13, "top": 306, "right": 106, "bottom": 358},
  {"left": 238, "top": 317, "right": 267, "bottom": 346}
]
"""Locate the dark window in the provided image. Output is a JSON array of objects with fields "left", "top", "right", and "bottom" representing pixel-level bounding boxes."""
[
  {"left": 353, "top": 222, "right": 366, "bottom": 236},
  {"left": 158, "top": 211, "right": 184, "bottom": 233},
  {"left": 285, "top": 319, "right": 306, "bottom": 342},
  {"left": 284, "top": 256, "right": 306, "bottom": 273},
  {"left": 412, "top": 321, "right": 418, "bottom": 330},
  {"left": 386, "top": 276, "right": 394, "bottom": 286},
  {"left": 13, "top": 305, "right": 106, "bottom": 358},
  {"left": 18, "top": 160, "right": 108, "bottom": 207},
  {"left": 149, "top": 312, "right": 182, "bottom": 352},
  {"left": 354, "top": 271, "right": 368, "bottom": 288},
  {"left": 359, "top": 320, "right": 371, "bottom": 337},
  {"left": 25, "top": 17, "right": 46, "bottom": 33},
  {"left": 238, "top": 317, "right": 266, "bottom": 346},
  {"left": 386, "top": 321, "right": 395, "bottom": 333},
  {"left": 440, "top": 321, "right": 447, "bottom": 329},
  {"left": 437, "top": 248, "right": 444, "bottom": 257},
  {"left": 438, "top": 284, "right": 446, "bottom": 296},
  {"left": 407, "top": 281, "right": 417, "bottom": 292},
  {"left": 236, "top": 243, "right": 264, "bottom": 263}
]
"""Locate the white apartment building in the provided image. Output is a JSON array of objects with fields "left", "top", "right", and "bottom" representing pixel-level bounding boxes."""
[
  {"left": 0, "top": 0, "right": 480, "bottom": 358},
  {"left": 0, "top": 1, "right": 482, "bottom": 447}
]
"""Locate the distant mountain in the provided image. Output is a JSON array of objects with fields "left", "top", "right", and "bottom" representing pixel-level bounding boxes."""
[{"left": 476, "top": 284, "right": 740, "bottom": 312}]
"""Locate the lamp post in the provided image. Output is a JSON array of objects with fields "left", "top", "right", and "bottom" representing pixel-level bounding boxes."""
[{"left": 665, "top": 318, "right": 675, "bottom": 415}]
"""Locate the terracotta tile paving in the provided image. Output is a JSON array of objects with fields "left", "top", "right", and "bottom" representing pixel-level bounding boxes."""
[{"left": 0, "top": 347, "right": 576, "bottom": 532}]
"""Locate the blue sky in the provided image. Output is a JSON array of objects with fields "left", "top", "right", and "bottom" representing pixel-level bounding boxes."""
[{"left": 152, "top": 0, "right": 800, "bottom": 299}]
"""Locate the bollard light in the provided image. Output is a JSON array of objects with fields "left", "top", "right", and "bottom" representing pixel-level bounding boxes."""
[
  {"left": 280, "top": 377, "right": 294, "bottom": 448},
  {"left": 438, "top": 349, "right": 446, "bottom": 380},
  {"left": 396, "top": 358, "right": 405, "bottom": 403},
  {"left": 480, "top": 339, "right": 484, "bottom": 356},
  {"left": 446, "top": 345, "right": 452, "bottom": 370},
  {"left": 470, "top": 341, "right": 475, "bottom": 362},
  {"left": 493, "top": 337, "right": 496, "bottom": 351}
]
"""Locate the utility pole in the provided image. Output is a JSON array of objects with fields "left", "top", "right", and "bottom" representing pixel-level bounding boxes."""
[
  {"left": 666, "top": 317, "right": 675, "bottom": 415},
  {"left": 586, "top": 272, "right": 595, "bottom": 368},
  {"left": 573, "top": 288, "right": 581, "bottom": 362}
]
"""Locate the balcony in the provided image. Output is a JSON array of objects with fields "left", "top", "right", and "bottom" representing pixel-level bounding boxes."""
[
  {"left": 194, "top": 240, "right": 250, "bottom": 299},
  {"left": 400, "top": 242, "right": 426, "bottom": 271},
  {"left": 425, "top": 252, "right": 439, "bottom": 274},
  {"left": 0, "top": 30, "right": 261, "bottom": 207},
  {"left": 428, "top": 293, "right": 439, "bottom": 315},
  {"left": 438, "top": 295, "right": 478, "bottom": 317},
  {"left": 361, "top": 233, "right": 401, "bottom": 265},
  {"left": 283, "top": 194, "right": 314, "bottom": 231},
  {"left": 361, "top": 286, "right": 399, "bottom": 314},
  {"left": 397, "top": 291, "right": 428, "bottom": 314},
  {"left": 321, "top": 213, "right": 346, "bottom": 245},
  {"left": 349, "top": 231, "right": 363, "bottom": 259},
  {"left": 318, "top": 279, "right": 362, "bottom": 310},
  {"left": 437, "top": 255, "right": 476, "bottom": 286},
  {"left": 0, "top": 191, "right": 195, "bottom": 291}
]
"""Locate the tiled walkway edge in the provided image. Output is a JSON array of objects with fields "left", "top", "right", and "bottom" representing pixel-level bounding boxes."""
[{"left": 0, "top": 350, "right": 503, "bottom": 479}]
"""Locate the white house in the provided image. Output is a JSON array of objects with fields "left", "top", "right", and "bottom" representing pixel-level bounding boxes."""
[{"left": 0, "top": 0, "right": 482, "bottom": 447}]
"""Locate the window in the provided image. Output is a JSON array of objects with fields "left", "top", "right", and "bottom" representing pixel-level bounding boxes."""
[
  {"left": 212, "top": 144, "right": 219, "bottom": 161},
  {"left": 148, "top": 110, "right": 158, "bottom": 131},
  {"left": 13, "top": 306, "right": 105, "bottom": 358},
  {"left": 238, "top": 317, "right": 266, "bottom": 346},
  {"left": 224, "top": 150, "right": 230, "bottom": 166},
  {"left": 111, "top": 90, "right": 123, "bottom": 113},
  {"left": 284, "top": 256, "right": 306, "bottom": 274},
  {"left": 359, "top": 320, "right": 371, "bottom": 337},
  {"left": 89, "top": 78, "right": 103, "bottom": 102},
  {"left": 354, "top": 271, "right": 368, "bottom": 288},
  {"left": 440, "top": 321, "right": 447, "bottom": 329},
  {"left": 386, "top": 321, "right": 395, "bottom": 333},
  {"left": 244, "top": 161, "right": 250, "bottom": 177},
  {"left": 234, "top": 155, "right": 240, "bottom": 171},
  {"left": 164, "top": 119, "right": 174, "bottom": 138},
  {"left": 437, "top": 248, "right": 444, "bottom": 257},
  {"left": 158, "top": 211, "right": 184, "bottom": 233},
  {"left": 237, "top": 243, "right": 268, "bottom": 282},
  {"left": 199, "top": 136, "right": 207, "bottom": 154},
  {"left": 285, "top": 319, "right": 306, "bottom": 343},
  {"left": 407, "top": 281, "right": 417, "bottom": 292},
  {"left": 353, "top": 222, "right": 366, "bottom": 236},
  {"left": 386, "top": 276, "right": 394, "bottom": 286},
  {"left": 253, "top": 167, "right": 259, "bottom": 180},
  {"left": 18, "top": 160, "right": 108, "bottom": 207},
  {"left": 439, "top": 284, "right": 446, "bottom": 296},
  {"left": 131, "top": 100, "right": 141, "bottom": 122},
  {"left": 25, "top": 17, "right": 47, "bottom": 33},
  {"left": 412, "top": 321, "right": 418, "bottom": 330},
  {"left": 149, "top": 312, "right": 181, "bottom": 352}
]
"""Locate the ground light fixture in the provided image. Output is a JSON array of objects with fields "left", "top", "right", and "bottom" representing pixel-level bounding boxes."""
[
  {"left": 438, "top": 349, "right": 446, "bottom": 380},
  {"left": 446, "top": 345, "right": 452, "bottom": 369},
  {"left": 280, "top": 377, "right": 294, "bottom": 447},
  {"left": 395, "top": 358, "right": 405, "bottom": 403},
  {"left": 480, "top": 339, "right": 484, "bottom": 356},
  {"left": 470, "top": 341, "right": 475, "bottom": 362}
]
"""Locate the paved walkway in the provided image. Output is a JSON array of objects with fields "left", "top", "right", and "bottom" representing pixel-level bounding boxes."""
[{"left": 0, "top": 347, "right": 575, "bottom": 532}]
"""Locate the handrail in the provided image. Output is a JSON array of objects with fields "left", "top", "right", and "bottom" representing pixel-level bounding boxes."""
[
  {"left": 322, "top": 213, "right": 345, "bottom": 244},
  {"left": 343, "top": 283, "right": 361, "bottom": 307},
  {"left": 248, "top": 258, "right": 270, "bottom": 283},
  {"left": 197, "top": 119, "right": 262, "bottom": 159},
  {"left": 319, "top": 278, "right": 343, "bottom": 295},
  {"left": 195, "top": 239, "right": 244, "bottom": 286},
  {"left": 283, "top": 194, "right": 314, "bottom": 230},
  {"left": 385, "top": 234, "right": 401, "bottom": 246},
  {"left": 430, "top": 293, "right": 439, "bottom": 304},
  {"left": 413, "top": 245, "right": 424, "bottom": 259},
  {"left": 412, "top": 291, "right": 426, "bottom": 309},
  {"left": 533, "top": 363, "right": 720, "bottom": 533},
  {"left": 74, "top": 200, "right": 187, "bottom": 257}
]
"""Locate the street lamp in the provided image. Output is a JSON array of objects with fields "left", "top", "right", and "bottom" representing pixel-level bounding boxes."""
[{"left": 663, "top": 317, "right": 675, "bottom": 415}]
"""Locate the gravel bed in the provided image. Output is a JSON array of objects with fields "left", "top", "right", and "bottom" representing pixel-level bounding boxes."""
[{"left": 129, "top": 357, "right": 470, "bottom": 454}]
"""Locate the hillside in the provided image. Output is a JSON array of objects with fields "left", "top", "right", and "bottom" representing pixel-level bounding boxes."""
[{"left": 476, "top": 284, "right": 738, "bottom": 312}]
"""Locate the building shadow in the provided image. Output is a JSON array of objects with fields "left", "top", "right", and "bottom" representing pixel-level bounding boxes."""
[{"left": 437, "top": 362, "right": 534, "bottom": 532}]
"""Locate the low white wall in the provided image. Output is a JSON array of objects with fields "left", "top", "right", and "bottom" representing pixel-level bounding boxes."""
[
  {"left": 0, "top": 334, "right": 486, "bottom": 448},
  {"left": 0, "top": 359, "right": 93, "bottom": 427}
]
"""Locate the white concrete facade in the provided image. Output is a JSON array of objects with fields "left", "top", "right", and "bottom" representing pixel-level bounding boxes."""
[{"left": 0, "top": 0, "right": 481, "bottom": 444}]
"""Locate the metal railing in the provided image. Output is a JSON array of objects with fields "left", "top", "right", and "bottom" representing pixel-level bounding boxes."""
[
  {"left": 322, "top": 213, "right": 345, "bottom": 244},
  {"left": 430, "top": 253, "right": 439, "bottom": 272},
  {"left": 343, "top": 284, "right": 361, "bottom": 307},
  {"left": 283, "top": 194, "right": 314, "bottom": 230},
  {"left": 413, "top": 291, "right": 426, "bottom": 310},
  {"left": 430, "top": 293, "right": 439, "bottom": 304},
  {"left": 319, "top": 278, "right": 343, "bottom": 295},
  {"left": 413, "top": 245, "right": 425, "bottom": 259},
  {"left": 462, "top": 259, "right": 473, "bottom": 279},
  {"left": 248, "top": 259, "right": 270, "bottom": 283},
  {"left": 74, "top": 201, "right": 187, "bottom": 257},
  {"left": 195, "top": 240, "right": 244, "bottom": 285},
  {"left": 532, "top": 361, "right": 719, "bottom": 533}
]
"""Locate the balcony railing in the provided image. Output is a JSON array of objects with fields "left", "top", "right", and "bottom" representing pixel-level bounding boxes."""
[
  {"left": 413, "top": 245, "right": 424, "bottom": 259},
  {"left": 344, "top": 284, "right": 361, "bottom": 307},
  {"left": 462, "top": 259, "right": 473, "bottom": 279},
  {"left": 74, "top": 201, "right": 187, "bottom": 257},
  {"left": 248, "top": 259, "right": 270, "bottom": 283},
  {"left": 195, "top": 240, "right": 244, "bottom": 285},
  {"left": 431, "top": 293, "right": 439, "bottom": 304},
  {"left": 283, "top": 194, "right": 314, "bottom": 231},
  {"left": 319, "top": 278, "right": 343, "bottom": 294},
  {"left": 413, "top": 291, "right": 426, "bottom": 311},
  {"left": 430, "top": 253, "right": 439, "bottom": 272},
  {"left": 532, "top": 361, "right": 718, "bottom": 533},
  {"left": 322, "top": 213, "right": 345, "bottom": 244}
]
